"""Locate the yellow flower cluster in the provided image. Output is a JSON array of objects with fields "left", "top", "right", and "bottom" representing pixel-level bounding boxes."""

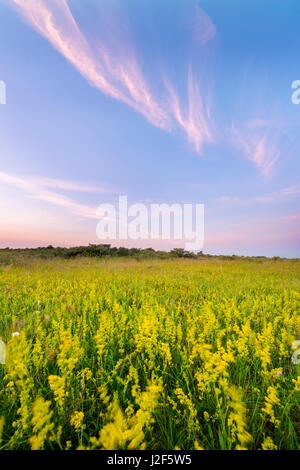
[
  {"left": 70, "top": 411, "right": 84, "bottom": 432},
  {"left": 226, "top": 386, "right": 252, "bottom": 449},
  {"left": 29, "top": 397, "right": 55, "bottom": 450},
  {"left": 261, "top": 436, "right": 278, "bottom": 450},
  {"left": 91, "top": 380, "right": 162, "bottom": 450},
  {"left": 261, "top": 386, "right": 280, "bottom": 427},
  {"left": 48, "top": 375, "right": 67, "bottom": 409}
]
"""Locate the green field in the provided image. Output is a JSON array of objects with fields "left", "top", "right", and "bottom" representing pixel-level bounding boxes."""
[{"left": 0, "top": 257, "right": 299, "bottom": 450}]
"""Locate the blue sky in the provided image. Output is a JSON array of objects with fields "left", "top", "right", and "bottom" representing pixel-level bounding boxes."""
[{"left": 0, "top": 0, "right": 299, "bottom": 256}]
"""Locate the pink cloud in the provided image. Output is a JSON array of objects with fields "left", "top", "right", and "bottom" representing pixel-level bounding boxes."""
[
  {"left": 204, "top": 216, "right": 300, "bottom": 255},
  {"left": 0, "top": 171, "right": 107, "bottom": 219},
  {"left": 12, "top": 0, "right": 169, "bottom": 129},
  {"left": 285, "top": 214, "right": 300, "bottom": 220},
  {"left": 194, "top": 6, "right": 216, "bottom": 46},
  {"left": 228, "top": 120, "right": 280, "bottom": 177},
  {"left": 218, "top": 183, "right": 300, "bottom": 206},
  {"left": 165, "top": 68, "right": 214, "bottom": 153},
  {"left": 33, "top": 177, "right": 111, "bottom": 193},
  {"left": 12, "top": 0, "right": 215, "bottom": 154}
]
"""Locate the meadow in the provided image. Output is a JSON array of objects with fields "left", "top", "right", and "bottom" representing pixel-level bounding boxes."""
[{"left": 0, "top": 257, "right": 299, "bottom": 450}]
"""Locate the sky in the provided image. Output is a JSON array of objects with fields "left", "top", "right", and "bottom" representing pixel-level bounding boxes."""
[{"left": 0, "top": 0, "right": 299, "bottom": 257}]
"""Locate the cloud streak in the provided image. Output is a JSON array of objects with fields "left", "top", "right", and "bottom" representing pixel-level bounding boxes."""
[
  {"left": 12, "top": 0, "right": 169, "bottom": 129},
  {"left": 165, "top": 68, "right": 214, "bottom": 153},
  {"left": 193, "top": 5, "right": 216, "bottom": 46},
  {"left": 228, "top": 120, "right": 280, "bottom": 177},
  {"left": 219, "top": 183, "right": 300, "bottom": 206},
  {"left": 12, "top": 0, "right": 215, "bottom": 154},
  {"left": 32, "top": 176, "right": 111, "bottom": 194},
  {"left": 285, "top": 214, "right": 300, "bottom": 221},
  {"left": 0, "top": 171, "right": 108, "bottom": 219}
]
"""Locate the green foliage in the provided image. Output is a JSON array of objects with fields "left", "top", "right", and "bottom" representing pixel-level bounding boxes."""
[{"left": 0, "top": 244, "right": 295, "bottom": 266}]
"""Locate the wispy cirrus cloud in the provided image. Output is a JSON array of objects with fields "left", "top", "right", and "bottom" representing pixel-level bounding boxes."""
[
  {"left": 0, "top": 171, "right": 111, "bottom": 219},
  {"left": 193, "top": 5, "right": 216, "bottom": 46},
  {"left": 12, "top": 0, "right": 169, "bottom": 129},
  {"left": 205, "top": 223, "right": 300, "bottom": 251},
  {"left": 11, "top": 0, "right": 216, "bottom": 154},
  {"left": 31, "top": 176, "right": 111, "bottom": 194},
  {"left": 285, "top": 214, "right": 300, "bottom": 220},
  {"left": 285, "top": 214, "right": 300, "bottom": 221},
  {"left": 219, "top": 183, "right": 300, "bottom": 206},
  {"left": 228, "top": 120, "right": 280, "bottom": 177},
  {"left": 165, "top": 68, "right": 214, "bottom": 153}
]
